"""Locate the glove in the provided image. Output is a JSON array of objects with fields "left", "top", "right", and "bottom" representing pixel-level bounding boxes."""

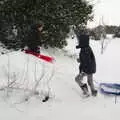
[
  {"left": 76, "top": 45, "right": 80, "bottom": 49},
  {"left": 77, "top": 58, "right": 80, "bottom": 63}
]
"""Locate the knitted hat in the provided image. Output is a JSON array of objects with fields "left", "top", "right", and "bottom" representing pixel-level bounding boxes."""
[{"left": 77, "top": 34, "right": 89, "bottom": 48}]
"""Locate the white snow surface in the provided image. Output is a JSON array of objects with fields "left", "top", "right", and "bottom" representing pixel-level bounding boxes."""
[{"left": 0, "top": 37, "right": 120, "bottom": 120}]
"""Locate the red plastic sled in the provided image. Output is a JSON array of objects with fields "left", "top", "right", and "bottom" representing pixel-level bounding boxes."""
[{"left": 24, "top": 50, "right": 55, "bottom": 63}]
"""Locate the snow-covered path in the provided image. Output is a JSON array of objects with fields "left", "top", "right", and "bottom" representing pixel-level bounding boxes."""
[{"left": 0, "top": 38, "right": 120, "bottom": 120}]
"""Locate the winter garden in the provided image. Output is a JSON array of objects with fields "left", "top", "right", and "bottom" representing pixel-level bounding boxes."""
[{"left": 0, "top": 0, "right": 120, "bottom": 120}]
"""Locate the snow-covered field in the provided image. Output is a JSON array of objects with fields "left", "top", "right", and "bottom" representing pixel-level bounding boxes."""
[{"left": 0, "top": 37, "right": 120, "bottom": 120}]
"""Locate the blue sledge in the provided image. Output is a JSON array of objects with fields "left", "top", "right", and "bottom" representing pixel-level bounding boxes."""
[{"left": 100, "top": 83, "right": 120, "bottom": 95}]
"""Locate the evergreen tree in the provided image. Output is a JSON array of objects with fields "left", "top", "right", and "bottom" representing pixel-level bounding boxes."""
[
  {"left": 113, "top": 26, "right": 120, "bottom": 38},
  {"left": 0, "top": 0, "right": 93, "bottom": 49},
  {"left": 105, "top": 25, "right": 118, "bottom": 34}
]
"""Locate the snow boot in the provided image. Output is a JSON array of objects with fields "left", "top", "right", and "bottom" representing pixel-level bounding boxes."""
[
  {"left": 42, "top": 95, "right": 49, "bottom": 102},
  {"left": 81, "top": 84, "right": 89, "bottom": 97},
  {"left": 91, "top": 89, "right": 97, "bottom": 96}
]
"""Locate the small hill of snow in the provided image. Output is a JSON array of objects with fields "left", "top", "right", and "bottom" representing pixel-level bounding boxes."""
[{"left": 0, "top": 37, "right": 120, "bottom": 120}]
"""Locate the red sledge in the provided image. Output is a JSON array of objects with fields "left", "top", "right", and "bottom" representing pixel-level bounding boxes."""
[{"left": 24, "top": 50, "right": 55, "bottom": 63}]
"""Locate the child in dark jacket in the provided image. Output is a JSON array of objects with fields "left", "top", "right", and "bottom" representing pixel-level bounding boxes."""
[
  {"left": 75, "top": 33, "right": 97, "bottom": 97},
  {"left": 22, "top": 23, "right": 44, "bottom": 53}
]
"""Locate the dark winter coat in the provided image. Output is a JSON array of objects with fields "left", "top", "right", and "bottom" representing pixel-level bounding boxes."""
[
  {"left": 22, "top": 24, "right": 42, "bottom": 53},
  {"left": 76, "top": 34, "right": 96, "bottom": 74},
  {"left": 79, "top": 46, "right": 96, "bottom": 74}
]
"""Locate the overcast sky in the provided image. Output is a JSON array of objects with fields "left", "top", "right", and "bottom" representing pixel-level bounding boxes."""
[{"left": 87, "top": 0, "right": 120, "bottom": 28}]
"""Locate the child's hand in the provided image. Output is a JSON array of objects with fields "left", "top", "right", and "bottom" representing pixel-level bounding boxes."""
[
  {"left": 77, "top": 58, "right": 80, "bottom": 63},
  {"left": 76, "top": 45, "right": 80, "bottom": 49}
]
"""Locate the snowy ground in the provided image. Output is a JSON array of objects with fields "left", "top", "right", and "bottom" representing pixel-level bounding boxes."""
[{"left": 0, "top": 37, "right": 120, "bottom": 120}]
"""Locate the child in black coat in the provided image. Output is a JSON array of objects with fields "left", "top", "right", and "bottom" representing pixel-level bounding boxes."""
[
  {"left": 75, "top": 33, "right": 97, "bottom": 97},
  {"left": 22, "top": 23, "right": 44, "bottom": 53}
]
